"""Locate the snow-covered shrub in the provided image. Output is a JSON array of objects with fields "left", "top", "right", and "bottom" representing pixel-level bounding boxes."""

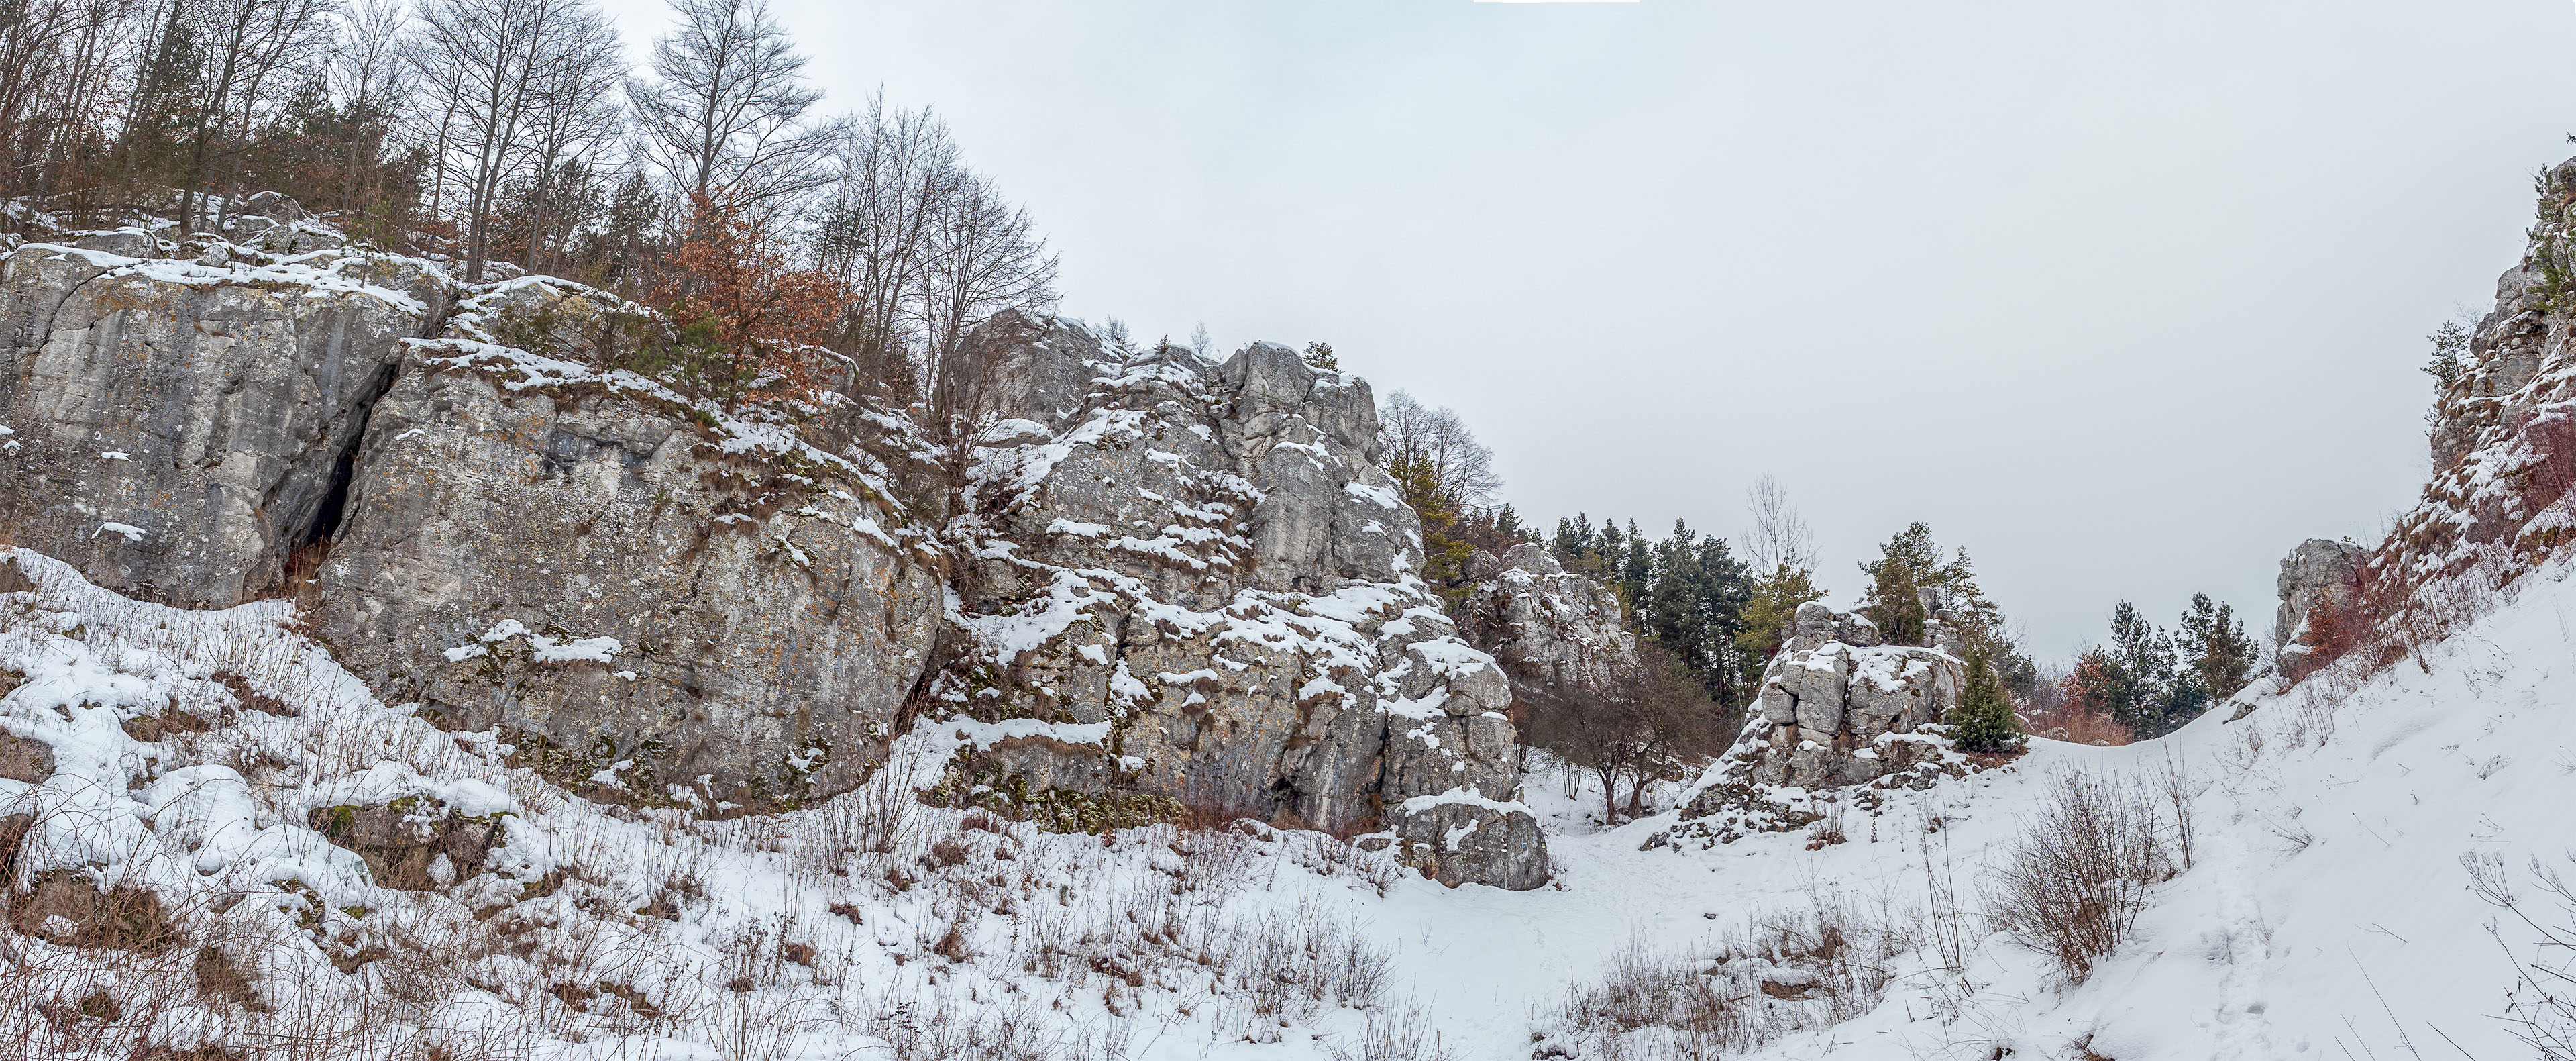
[{"left": 1985, "top": 768, "right": 2165, "bottom": 983}]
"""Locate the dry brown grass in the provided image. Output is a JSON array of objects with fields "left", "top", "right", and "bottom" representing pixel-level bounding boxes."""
[{"left": 2025, "top": 703, "right": 2135, "bottom": 747}]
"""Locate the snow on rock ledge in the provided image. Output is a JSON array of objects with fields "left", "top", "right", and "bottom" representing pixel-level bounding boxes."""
[{"left": 936, "top": 317, "right": 1548, "bottom": 889}]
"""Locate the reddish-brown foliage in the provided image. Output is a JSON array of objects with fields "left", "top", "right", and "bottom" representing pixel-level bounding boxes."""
[
  {"left": 650, "top": 193, "right": 848, "bottom": 398},
  {"left": 2035, "top": 659, "right": 2137, "bottom": 746}
]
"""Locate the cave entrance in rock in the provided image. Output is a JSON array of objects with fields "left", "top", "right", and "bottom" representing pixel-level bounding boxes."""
[{"left": 268, "top": 358, "right": 400, "bottom": 605}]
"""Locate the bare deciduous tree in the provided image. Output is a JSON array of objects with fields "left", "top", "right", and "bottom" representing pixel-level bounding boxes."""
[
  {"left": 812, "top": 92, "right": 963, "bottom": 393},
  {"left": 1377, "top": 390, "right": 1501, "bottom": 510},
  {"left": 1741, "top": 472, "right": 1813, "bottom": 576},
  {"left": 0, "top": 0, "right": 140, "bottom": 207},
  {"left": 914, "top": 169, "right": 1057, "bottom": 472},
  {"left": 625, "top": 0, "right": 834, "bottom": 221},
  {"left": 513, "top": 9, "right": 624, "bottom": 274},
  {"left": 174, "top": 0, "right": 341, "bottom": 230},
  {"left": 407, "top": 0, "right": 622, "bottom": 282},
  {"left": 325, "top": 0, "right": 405, "bottom": 221},
  {"left": 1523, "top": 643, "right": 1723, "bottom": 825}
]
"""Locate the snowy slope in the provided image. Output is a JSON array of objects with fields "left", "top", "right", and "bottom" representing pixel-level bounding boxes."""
[
  {"left": 1362, "top": 557, "right": 2576, "bottom": 1060},
  {"left": 7, "top": 532, "right": 2574, "bottom": 1060}
]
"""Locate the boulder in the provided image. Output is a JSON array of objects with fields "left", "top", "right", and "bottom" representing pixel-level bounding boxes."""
[
  {"left": 0, "top": 731, "right": 46, "bottom": 782},
  {"left": 8, "top": 870, "right": 174, "bottom": 952},
  {"left": 309, "top": 799, "right": 506, "bottom": 891}
]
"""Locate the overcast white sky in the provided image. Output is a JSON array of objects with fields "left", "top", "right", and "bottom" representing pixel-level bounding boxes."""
[{"left": 602, "top": 0, "right": 2576, "bottom": 659}]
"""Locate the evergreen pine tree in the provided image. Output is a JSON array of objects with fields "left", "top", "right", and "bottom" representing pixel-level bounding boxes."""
[
  {"left": 1856, "top": 523, "right": 2001, "bottom": 647},
  {"left": 2178, "top": 592, "right": 2258, "bottom": 700},
  {"left": 1391, "top": 456, "right": 1472, "bottom": 610},
  {"left": 2087, "top": 600, "right": 2214, "bottom": 738},
  {"left": 1947, "top": 641, "right": 2026, "bottom": 753},
  {"left": 1737, "top": 564, "right": 1824, "bottom": 673}
]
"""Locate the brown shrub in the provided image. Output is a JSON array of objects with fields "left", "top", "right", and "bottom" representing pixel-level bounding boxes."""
[
  {"left": 2026, "top": 703, "right": 2135, "bottom": 747},
  {"left": 1986, "top": 770, "right": 2165, "bottom": 983},
  {"left": 307, "top": 803, "right": 505, "bottom": 891}
]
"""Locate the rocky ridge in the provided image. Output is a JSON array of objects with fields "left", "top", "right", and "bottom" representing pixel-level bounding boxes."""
[{"left": 0, "top": 209, "right": 1570, "bottom": 887}]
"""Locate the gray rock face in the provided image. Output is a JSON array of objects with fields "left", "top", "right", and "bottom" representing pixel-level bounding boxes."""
[
  {"left": 0, "top": 242, "right": 943, "bottom": 807},
  {"left": 312, "top": 284, "right": 943, "bottom": 808},
  {"left": 1731, "top": 604, "right": 1964, "bottom": 789},
  {"left": 1457, "top": 544, "right": 1638, "bottom": 701},
  {"left": 0, "top": 236, "right": 1564, "bottom": 889},
  {"left": 0, "top": 241, "right": 429, "bottom": 607},
  {"left": 941, "top": 320, "right": 1547, "bottom": 889},
  {"left": 2275, "top": 538, "right": 2364, "bottom": 647}
]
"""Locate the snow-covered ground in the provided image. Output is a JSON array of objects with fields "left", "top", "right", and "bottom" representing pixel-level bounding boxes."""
[{"left": 6, "top": 540, "right": 2574, "bottom": 1060}]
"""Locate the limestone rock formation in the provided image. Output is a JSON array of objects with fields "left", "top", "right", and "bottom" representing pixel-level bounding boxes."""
[
  {"left": 1729, "top": 602, "right": 1964, "bottom": 789},
  {"left": 311, "top": 280, "right": 943, "bottom": 807},
  {"left": 0, "top": 234, "right": 945, "bottom": 807},
  {"left": 1456, "top": 543, "right": 1637, "bottom": 699},
  {"left": 937, "top": 321, "right": 1548, "bottom": 889},
  {"left": 0, "top": 238, "right": 432, "bottom": 607},
  {"left": 1652, "top": 602, "right": 1971, "bottom": 848},
  {"left": 0, "top": 223, "right": 1563, "bottom": 887},
  {"left": 2274, "top": 538, "right": 2364, "bottom": 646}
]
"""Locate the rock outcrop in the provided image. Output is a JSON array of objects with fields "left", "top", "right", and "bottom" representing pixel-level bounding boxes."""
[
  {"left": 311, "top": 342, "right": 943, "bottom": 807},
  {"left": 1456, "top": 544, "right": 1636, "bottom": 699},
  {"left": 2274, "top": 538, "right": 2364, "bottom": 647},
  {"left": 1731, "top": 601, "right": 1964, "bottom": 789},
  {"left": 0, "top": 238, "right": 432, "bottom": 607},
  {"left": 2389, "top": 155, "right": 2576, "bottom": 603},
  {"left": 0, "top": 221, "right": 1561, "bottom": 887},
  {"left": 1, "top": 234, "right": 945, "bottom": 807},
  {"left": 936, "top": 321, "right": 1547, "bottom": 889}
]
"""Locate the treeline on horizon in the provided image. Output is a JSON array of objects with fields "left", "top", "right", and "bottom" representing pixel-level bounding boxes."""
[
  {"left": 1377, "top": 391, "right": 2264, "bottom": 753},
  {"left": 0, "top": 0, "right": 1060, "bottom": 430}
]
